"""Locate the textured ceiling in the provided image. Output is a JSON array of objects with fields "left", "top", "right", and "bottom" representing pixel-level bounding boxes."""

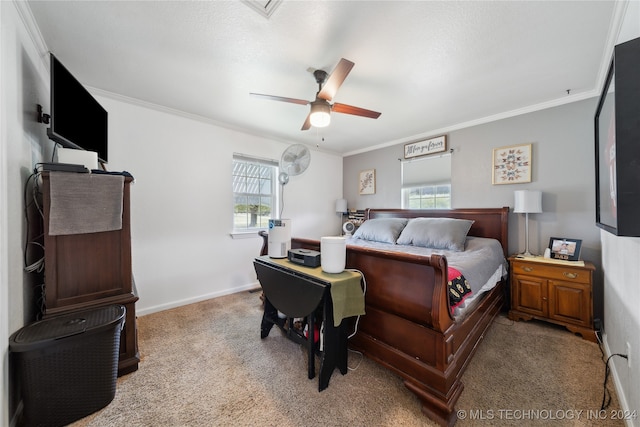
[{"left": 27, "top": 1, "right": 619, "bottom": 155}]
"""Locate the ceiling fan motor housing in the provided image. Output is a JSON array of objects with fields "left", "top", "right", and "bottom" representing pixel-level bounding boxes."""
[{"left": 314, "top": 69, "right": 328, "bottom": 85}]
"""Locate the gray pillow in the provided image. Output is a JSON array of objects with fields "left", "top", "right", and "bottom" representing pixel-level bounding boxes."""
[
  {"left": 352, "top": 218, "right": 409, "bottom": 244},
  {"left": 396, "top": 217, "right": 474, "bottom": 251}
]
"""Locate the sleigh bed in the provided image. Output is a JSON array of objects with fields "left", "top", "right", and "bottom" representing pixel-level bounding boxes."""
[{"left": 290, "top": 207, "right": 509, "bottom": 426}]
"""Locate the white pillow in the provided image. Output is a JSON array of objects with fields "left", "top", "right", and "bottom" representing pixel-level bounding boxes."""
[
  {"left": 396, "top": 217, "right": 474, "bottom": 251},
  {"left": 352, "top": 218, "right": 408, "bottom": 244}
]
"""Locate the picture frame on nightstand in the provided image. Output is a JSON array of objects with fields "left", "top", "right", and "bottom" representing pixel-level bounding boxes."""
[{"left": 548, "top": 237, "right": 582, "bottom": 261}]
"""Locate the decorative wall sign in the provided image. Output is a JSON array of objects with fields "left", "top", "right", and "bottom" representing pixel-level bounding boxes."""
[
  {"left": 404, "top": 135, "right": 447, "bottom": 159},
  {"left": 359, "top": 169, "right": 376, "bottom": 195},
  {"left": 492, "top": 143, "right": 532, "bottom": 184}
]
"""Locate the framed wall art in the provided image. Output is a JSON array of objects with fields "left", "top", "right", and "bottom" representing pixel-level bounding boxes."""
[
  {"left": 359, "top": 169, "right": 376, "bottom": 195},
  {"left": 548, "top": 237, "right": 582, "bottom": 261},
  {"left": 492, "top": 143, "right": 532, "bottom": 184}
]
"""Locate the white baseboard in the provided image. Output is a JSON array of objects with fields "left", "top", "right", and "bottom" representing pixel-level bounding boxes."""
[
  {"left": 136, "top": 282, "right": 261, "bottom": 317},
  {"left": 602, "top": 333, "right": 635, "bottom": 427}
]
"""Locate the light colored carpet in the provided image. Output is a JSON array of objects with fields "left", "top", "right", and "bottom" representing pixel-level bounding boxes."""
[{"left": 71, "top": 290, "right": 621, "bottom": 426}]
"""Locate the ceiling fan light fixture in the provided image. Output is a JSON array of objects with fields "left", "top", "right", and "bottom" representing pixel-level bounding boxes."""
[{"left": 309, "top": 101, "right": 331, "bottom": 128}]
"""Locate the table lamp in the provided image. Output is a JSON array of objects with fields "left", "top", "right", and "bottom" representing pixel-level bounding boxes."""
[{"left": 514, "top": 190, "right": 542, "bottom": 256}]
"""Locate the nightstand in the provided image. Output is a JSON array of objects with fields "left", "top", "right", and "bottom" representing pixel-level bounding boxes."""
[{"left": 508, "top": 255, "right": 596, "bottom": 342}]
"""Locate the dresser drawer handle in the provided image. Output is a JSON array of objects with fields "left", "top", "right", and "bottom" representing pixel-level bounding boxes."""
[
  {"left": 563, "top": 272, "right": 578, "bottom": 279},
  {"left": 523, "top": 266, "right": 534, "bottom": 272}
]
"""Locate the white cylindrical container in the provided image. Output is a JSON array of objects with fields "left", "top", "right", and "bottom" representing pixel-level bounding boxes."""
[{"left": 321, "top": 236, "right": 346, "bottom": 273}]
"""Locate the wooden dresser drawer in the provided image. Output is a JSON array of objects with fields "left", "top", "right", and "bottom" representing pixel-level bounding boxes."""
[{"left": 511, "top": 261, "right": 592, "bottom": 284}]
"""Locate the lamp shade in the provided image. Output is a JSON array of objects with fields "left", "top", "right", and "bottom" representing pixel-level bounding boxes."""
[
  {"left": 514, "top": 190, "right": 542, "bottom": 213},
  {"left": 335, "top": 199, "right": 347, "bottom": 213}
]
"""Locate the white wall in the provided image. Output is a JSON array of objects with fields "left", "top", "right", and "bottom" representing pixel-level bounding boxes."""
[
  {"left": 602, "top": 233, "right": 640, "bottom": 424},
  {"left": 601, "top": 2, "right": 640, "bottom": 425},
  {"left": 94, "top": 94, "right": 343, "bottom": 315},
  {"left": 1, "top": 2, "right": 53, "bottom": 424}
]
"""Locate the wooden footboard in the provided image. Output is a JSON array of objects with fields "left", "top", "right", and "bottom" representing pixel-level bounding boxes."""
[
  {"left": 290, "top": 207, "right": 509, "bottom": 426},
  {"left": 355, "top": 281, "right": 505, "bottom": 427}
]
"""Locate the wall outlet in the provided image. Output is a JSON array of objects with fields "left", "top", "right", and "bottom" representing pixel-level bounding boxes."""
[{"left": 626, "top": 342, "right": 631, "bottom": 368}]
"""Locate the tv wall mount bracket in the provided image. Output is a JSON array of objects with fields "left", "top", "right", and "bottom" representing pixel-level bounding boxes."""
[{"left": 37, "top": 104, "right": 50, "bottom": 125}]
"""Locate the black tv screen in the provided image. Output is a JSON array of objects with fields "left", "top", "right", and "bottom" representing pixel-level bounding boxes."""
[
  {"left": 594, "top": 37, "right": 640, "bottom": 237},
  {"left": 47, "top": 53, "right": 108, "bottom": 163},
  {"left": 595, "top": 60, "right": 616, "bottom": 232}
]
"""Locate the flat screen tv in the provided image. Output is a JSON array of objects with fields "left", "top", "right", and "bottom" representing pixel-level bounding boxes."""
[
  {"left": 47, "top": 53, "right": 108, "bottom": 164},
  {"left": 594, "top": 36, "right": 640, "bottom": 237}
]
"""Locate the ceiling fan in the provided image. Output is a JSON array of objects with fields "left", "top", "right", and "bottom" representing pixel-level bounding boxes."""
[{"left": 250, "top": 58, "right": 381, "bottom": 130}]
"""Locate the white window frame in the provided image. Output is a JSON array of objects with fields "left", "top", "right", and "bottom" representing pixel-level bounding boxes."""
[{"left": 232, "top": 154, "right": 279, "bottom": 236}]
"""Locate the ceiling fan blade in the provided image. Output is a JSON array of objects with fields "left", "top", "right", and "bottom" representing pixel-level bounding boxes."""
[
  {"left": 301, "top": 114, "right": 311, "bottom": 131},
  {"left": 250, "top": 93, "right": 310, "bottom": 106},
  {"left": 317, "top": 58, "right": 355, "bottom": 101},
  {"left": 332, "top": 103, "right": 381, "bottom": 119}
]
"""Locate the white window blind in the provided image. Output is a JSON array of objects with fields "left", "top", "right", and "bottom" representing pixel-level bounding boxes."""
[
  {"left": 401, "top": 153, "right": 452, "bottom": 209},
  {"left": 401, "top": 153, "right": 451, "bottom": 188}
]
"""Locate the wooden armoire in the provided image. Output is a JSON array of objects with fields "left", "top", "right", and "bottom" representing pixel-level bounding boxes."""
[{"left": 40, "top": 171, "right": 139, "bottom": 376}]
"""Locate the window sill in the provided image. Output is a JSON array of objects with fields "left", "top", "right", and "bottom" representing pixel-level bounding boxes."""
[{"left": 230, "top": 230, "right": 265, "bottom": 239}]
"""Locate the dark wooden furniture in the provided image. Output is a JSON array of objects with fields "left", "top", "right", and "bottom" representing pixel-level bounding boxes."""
[
  {"left": 290, "top": 207, "right": 509, "bottom": 427},
  {"left": 41, "top": 172, "right": 139, "bottom": 376},
  {"left": 254, "top": 256, "right": 363, "bottom": 390},
  {"left": 508, "top": 256, "right": 595, "bottom": 342}
]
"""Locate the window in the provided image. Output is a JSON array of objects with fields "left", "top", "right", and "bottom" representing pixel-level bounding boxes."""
[
  {"left": 232, "top": 154, "right": 278, "bottom": 232},
  {"left": 404, "top": 184, "right": 451, "bottom": 208},
  {"left": 401, "top": 154, "right": 451, "bottom": 209}
]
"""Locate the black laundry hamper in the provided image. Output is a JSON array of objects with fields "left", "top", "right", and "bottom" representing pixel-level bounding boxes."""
[{"left": 9, "top": 305, "right": 125, "bottom": 427}]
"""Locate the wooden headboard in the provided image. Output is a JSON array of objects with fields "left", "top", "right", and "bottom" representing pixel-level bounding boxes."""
[{"left": 365, "top": 207, "right": 510, "bottom": 256}]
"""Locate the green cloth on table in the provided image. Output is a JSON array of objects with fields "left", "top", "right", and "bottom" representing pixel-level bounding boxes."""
[{"left": 262, "top": 256, "right": 365, "bottom": 325}]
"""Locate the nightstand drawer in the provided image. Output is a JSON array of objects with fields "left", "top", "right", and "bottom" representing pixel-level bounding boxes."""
[{"left": 511, "top": 261, "right": 591, "bottom": 284}]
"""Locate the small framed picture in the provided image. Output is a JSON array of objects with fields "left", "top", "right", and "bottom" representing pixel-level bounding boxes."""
[
  {"left": 359, "top": 169, "right": 376, "bottom": 195},
  {"left": 548, "top": 237, "right": 582, "bottom": 261}
]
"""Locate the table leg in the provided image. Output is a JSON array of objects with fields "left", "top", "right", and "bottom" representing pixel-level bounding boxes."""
[
  {"left": 318, "top": 294, "right": 348, "bottom": 391},
  {"left": 337, "top": 322, "right": 348, "bottom": 375},
  {"left": 261, "top": 298, "right": 282, "bottom": 339},
  {"left": 307, "top": 313, "right": 315, "bottom": 379}
]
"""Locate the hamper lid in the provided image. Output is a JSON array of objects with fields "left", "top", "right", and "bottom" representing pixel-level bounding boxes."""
[{"left": 9, "top": 305, "right": 125, "bottom": 352}]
